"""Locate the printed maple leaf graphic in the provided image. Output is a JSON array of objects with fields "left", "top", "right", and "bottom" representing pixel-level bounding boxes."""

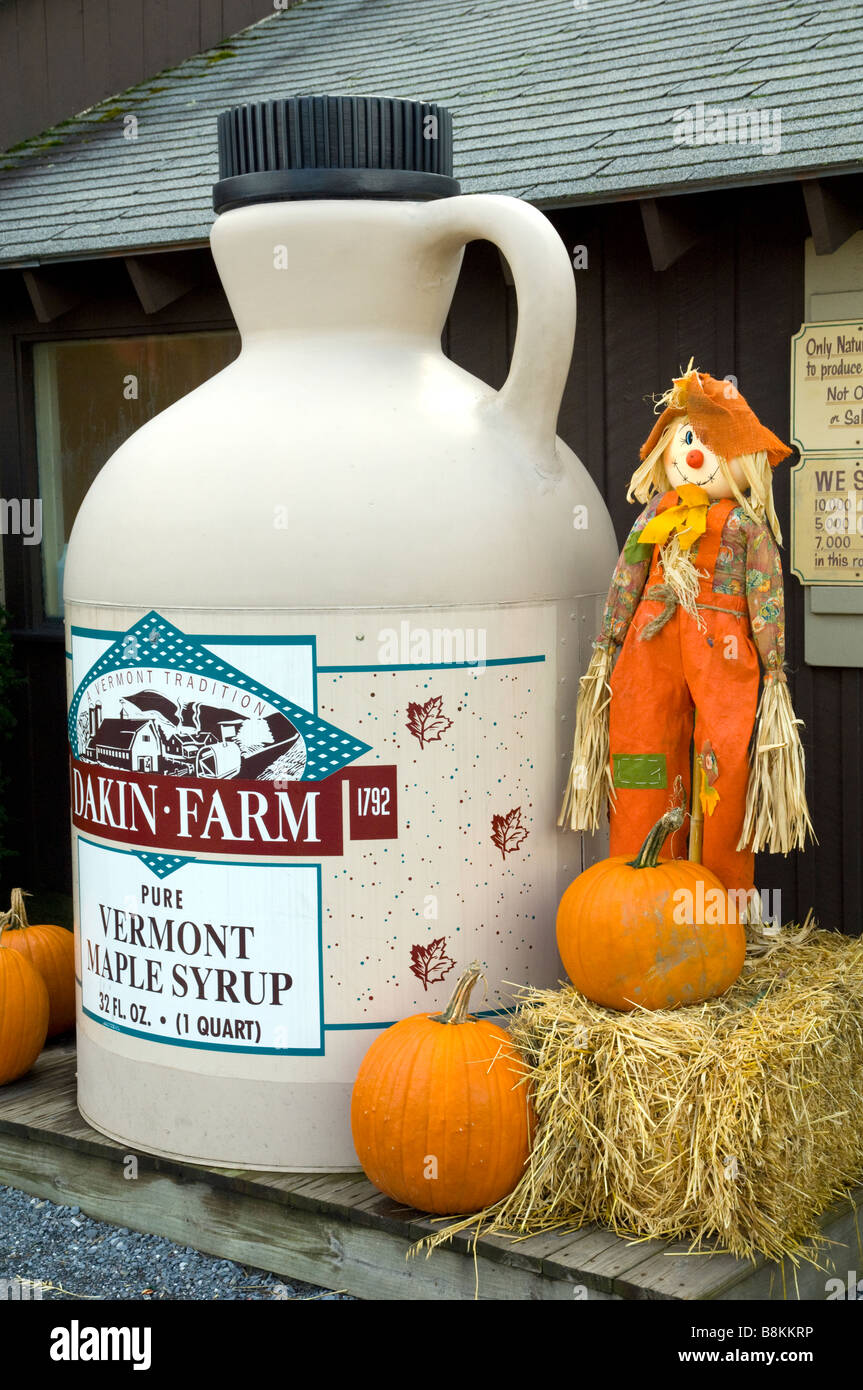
[
  {"left": 406, "top": 695, "right": 453, "bottom": 749},
  {"left": 491, "top": 806, "right": 530, "bottom": 859},
  {"left": 410, "top": 938, "right": 456, "bottom": 991}
]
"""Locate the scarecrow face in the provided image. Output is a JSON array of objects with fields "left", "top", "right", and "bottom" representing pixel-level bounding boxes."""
[{"left": 661, "top": 418, "right": 747, "bottom": 499}]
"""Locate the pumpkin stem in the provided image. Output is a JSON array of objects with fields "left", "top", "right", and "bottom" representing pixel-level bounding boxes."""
[
  {"left": 431, "top": 962, "right": 486, "bottom": 1025},
  {"left": 1, "top": 887, "right": 31, "bottom": 934},
  {"left": 629, "top": 806, "right": 685, "bottom": 869}
]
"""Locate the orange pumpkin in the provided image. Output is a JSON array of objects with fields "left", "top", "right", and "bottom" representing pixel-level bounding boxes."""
[
  {"left": 0, "top": 944, "right": 49, "bottom": 1084},
  {"left": 0, "top": 888, "right": 75, "bottom": 1036},
  {"left": 351, "top": 963, "right": 533, "bottom": 1215},
  {"left": 556, "top": 807, "right": 746, "bottom": 1011}
]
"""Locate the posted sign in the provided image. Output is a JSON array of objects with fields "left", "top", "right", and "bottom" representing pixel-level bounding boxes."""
[
  {"left": 790, "top": 457, "right": 863, "bottom": 585},
  {"left": 791, "top": 321, "right": 863, "bottom": 454},
  {"left": 790, "top": 322, "right": 863, "bottom": 585}
]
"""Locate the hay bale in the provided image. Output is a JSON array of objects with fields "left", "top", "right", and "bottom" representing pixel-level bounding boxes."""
[{"left": 424, "top": 925, "right": 863, "bottom": 1265}]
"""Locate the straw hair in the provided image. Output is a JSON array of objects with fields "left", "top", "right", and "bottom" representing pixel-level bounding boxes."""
[
  {"left": 733, "top": 449, "right": 782, "bottom": 545},
  {"left": 417, "top": 921, "right": 863, "bottom": 1267},
  {"left": 739, "top": 675, "right": 815, "bottom": 854},
  {"left": 558, "top": 643, "right": 615, "bottom": 832},
  {"left": 627, "top": 423, "right": 676, "bottom": 504}
]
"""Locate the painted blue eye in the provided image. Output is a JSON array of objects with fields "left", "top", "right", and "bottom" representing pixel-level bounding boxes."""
[{"left": 683, "top": 428, "right": 694, "bottom": 446}]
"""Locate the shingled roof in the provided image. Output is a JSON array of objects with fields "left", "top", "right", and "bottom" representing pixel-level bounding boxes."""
[{"left": 0, "top": 0, "right": 861, "bottom": 267}]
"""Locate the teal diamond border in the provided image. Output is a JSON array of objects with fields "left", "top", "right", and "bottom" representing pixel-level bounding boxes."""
[
  {"left": 68, "top": 610, "right": 371, "bottom": 782},
  {"left": 135, "top": 852, "right": 193, "bottom": 879}
]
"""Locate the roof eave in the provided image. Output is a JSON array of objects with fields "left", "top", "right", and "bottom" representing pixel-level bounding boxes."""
[{"left": 1, "top": 161, "right": 861, "bottom": 272}]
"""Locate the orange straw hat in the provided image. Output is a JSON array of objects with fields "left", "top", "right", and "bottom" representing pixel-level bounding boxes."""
[{"left": 640, "top": 369, "right": 792, "bottom": 469}]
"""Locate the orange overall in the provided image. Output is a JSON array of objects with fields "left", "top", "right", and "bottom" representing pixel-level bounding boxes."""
[{"left": 608, "top": 498, "right": 760, "bottom": 892}]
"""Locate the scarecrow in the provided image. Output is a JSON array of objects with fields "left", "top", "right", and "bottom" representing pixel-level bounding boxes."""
[{"left": 559, "top": 366, "right": 813, "bottom": 894}]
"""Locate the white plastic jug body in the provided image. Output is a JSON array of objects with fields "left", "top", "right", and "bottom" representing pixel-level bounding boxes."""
[{"left": 65, "top": 194, "right": 617, "bottom": 1169}]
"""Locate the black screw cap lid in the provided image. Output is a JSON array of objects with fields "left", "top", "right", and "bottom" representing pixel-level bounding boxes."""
[{"left": 213, "top": 95, "right": 460, "bottom": 211}]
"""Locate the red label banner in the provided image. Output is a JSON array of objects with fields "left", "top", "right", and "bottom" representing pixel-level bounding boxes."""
[{"left": 71, "top": 758, "right": 398, "bottom": 858}]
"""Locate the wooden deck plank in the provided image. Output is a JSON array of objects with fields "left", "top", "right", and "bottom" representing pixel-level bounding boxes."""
[
  {"left": 538, "top": 1224, "right": 637, "bottom": 1274},
  {"left": 625, "top": 1242, "right": 778, "bottom": 1302},
  {"left": 448, "top": 1229, "right": 589, "bottom": 1276},
  {"left": 251, "top": 1170, "right": 351, "bottom": 1195},
  {"left": 284, "top": 1173, "right": 376, "bottom": 1206},
  {"left": 531, "top": 1225, "right": 667, "bottom": 1295},
  {"left": 573, "top": 1235, "right": 688, "bottom": 1297},
  {"left": 625, "top": 1191, "right": 863, "bottom": 1302}
]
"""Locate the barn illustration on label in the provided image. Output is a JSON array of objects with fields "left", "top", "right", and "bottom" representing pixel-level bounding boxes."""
[
  {"left": 80, "top": 690, "right": 306, "bottom": 781},
  {"left": 69, "top": 611, "right": 371, "bottom": 782}
]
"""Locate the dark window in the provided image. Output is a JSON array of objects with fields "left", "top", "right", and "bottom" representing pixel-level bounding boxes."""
[{"left": 34, "top": 330, "right": 240, "bottom": 617}]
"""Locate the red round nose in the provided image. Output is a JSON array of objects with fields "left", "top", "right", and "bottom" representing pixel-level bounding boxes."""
[{"left": 685, "top": 448, "right": 704, "bottom": 468}]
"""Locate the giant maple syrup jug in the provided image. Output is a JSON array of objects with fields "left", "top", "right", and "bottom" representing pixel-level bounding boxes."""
[{"left": 64, "top": 96, "right": 617, "bottom": 1169}]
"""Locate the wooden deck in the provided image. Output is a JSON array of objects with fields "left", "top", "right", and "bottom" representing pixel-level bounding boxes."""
[{"left": 0, "top": 1039, "right": 860, "bottom": 1301}]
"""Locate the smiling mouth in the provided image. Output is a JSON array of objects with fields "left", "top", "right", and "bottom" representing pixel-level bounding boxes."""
[{"left": 672, "top": 461, "right": 720, "bottom": 485}]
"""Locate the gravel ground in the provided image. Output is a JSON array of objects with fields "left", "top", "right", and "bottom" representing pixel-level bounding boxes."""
[{"left": 0, "top": 1185, "right": 355, "bottom": 1300}]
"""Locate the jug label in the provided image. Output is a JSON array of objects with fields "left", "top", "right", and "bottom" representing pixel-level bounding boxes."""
[
  {"left": 75, "top": 838, "right": 324, "bottom": 1052},
  {"left": 69, "top": 601, "right": 562, "bottom": 1055},
  {"left": 69, "top": 611, "right": 395, "bottom": 1053}
]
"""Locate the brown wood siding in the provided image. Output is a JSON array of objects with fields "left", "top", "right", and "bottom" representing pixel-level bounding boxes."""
[
  {"left": 0, "top": 180, "right": 859, "bottom": 935},
  {"left": 0, "top": 0, "right": 278, "bottom": 153}
]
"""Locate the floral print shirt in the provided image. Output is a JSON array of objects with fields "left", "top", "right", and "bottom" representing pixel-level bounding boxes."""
[{"left": 597, "top": 496, "right": 785, "bottom": 671}]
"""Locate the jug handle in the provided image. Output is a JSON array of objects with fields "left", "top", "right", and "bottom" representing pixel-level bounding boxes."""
[{"left": 420, "top": 193, "right": 576, "bottom": 446}]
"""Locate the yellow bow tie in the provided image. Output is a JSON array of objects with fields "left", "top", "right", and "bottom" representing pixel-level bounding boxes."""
[{"left": 638, "top": 485, "right": 710, "bottom": 552}]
